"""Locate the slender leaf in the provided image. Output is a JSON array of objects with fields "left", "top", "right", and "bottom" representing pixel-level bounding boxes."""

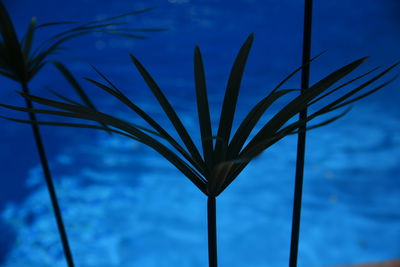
[
  {"left": 22, "top": 17, "right": 36, "bottom": 58},
  {"left": 308, "top": 67, "right": 379, "bottom": 106},
  {"left": 0, "top": 102, "right": 161, "bottom": 138},
  {"left": 214, "top": 33, "right": 254, "bottom": 162},
  {"left": 41, "top": 8, "right": 155, "bottom": 46},
  {"left": 219, "top": 107, "right": 352, "bottom": 194},
  {"left": 0, "top": 69, "right": 18, "bottom": 80},
  {"left": 242, "top": 57, "right": 368, "bottom": 153},
  {"left": 45, "top": 22, "right": 126, "bottom": 44},
  {"left": 52, "top": 61, "right": 111, "bottom": 132},
  {"left": 35, "top": 21, "right": 76, "bottom": 29},
  {"left": 30, "top": 30, "right": 98, "bottom": 66},
  {"left": 17, "top": 91, "right": 208, "bottom": 190},
  {"left": 81, "top": 8, "right": 156, "bottom": 27},
  {"left": 316, "top": 63, "right": 399, "bottom": 110},
  {"left": 328, "top": 76, "right": 397, "bottom": 111},
  {"left": 194, "top": 46, "right": 213, "bottom": 169},
  {"left": 118, "top": 28, "right": 167, "bottom": 32},
  {"left": 270, "top": 51, "right": 325, "bottom": 96},
  {"left": 289, "top": 107, "right": 352, "bottom": 134},
  {"left": 130, "top": 53, "right": 205, "bottom": 167},
  {"left": 0, "top": 1, "right": 25, "bottom": 80},
  {"left": 90, "top": 65, "right": 123, "bottom": 94},
  {"left": 0, "top": 115, "right": 135, "bottom": 137},
  {"left": 244, "top": 107, "right": 352, "bottom": 160},
  {"left": 1, "top": 108, "right": 207, "bottom": 193},
  {"left": 52, "top": 61, "right": 95, "bottom": 108},
  {"left": 27, "top": 61, "right": 47, "bottom": 80},
  {"left": 47, "top": 88, "right": 82, "bottom": 106},
  {"left": 227, "top": 89, "right": 296, "bottom": 158},
  {"left": 85, "top": 76, "right": 207, "bottom": 176},
  {"left": 99, "top": 31, "right": 149, "bottom": 39}
]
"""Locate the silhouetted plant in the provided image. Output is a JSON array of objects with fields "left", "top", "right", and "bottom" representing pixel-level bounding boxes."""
[
  {"left": 0, "top": 2, "right": 163, "bottom": 266},
  {"left": 1, "top": 33, "right": 398, "bottom": 267}
]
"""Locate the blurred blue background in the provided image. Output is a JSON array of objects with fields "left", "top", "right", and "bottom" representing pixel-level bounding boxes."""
[{"left": 0, "top": 0, "right": 399, "bottom": 266}]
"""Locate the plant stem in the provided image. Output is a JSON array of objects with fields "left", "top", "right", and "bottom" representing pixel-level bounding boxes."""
[
  {"left": 21, "top": 82, "right": 75, "bottom": 267},
  {"left": 289, "top": 0, "right": 313, "bottom": 267},
  {"left": 207, "top": 196, "right": 218, "bottom": 267}
]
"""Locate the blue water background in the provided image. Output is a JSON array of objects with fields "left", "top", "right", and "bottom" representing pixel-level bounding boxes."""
[{"left": 0, "top": 0, "right": 399, "bottom": 266}]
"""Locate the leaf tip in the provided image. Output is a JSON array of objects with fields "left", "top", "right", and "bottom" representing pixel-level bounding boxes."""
[
  {"left": 194, "top": 45, "right": 201, "bottom": 56},
  {"left": 360, "top": 56, "right": 369, "bottom": 63},
  {"left": 129, "top": 53, "right": 139, "bottom": 64},
  {"left": 83, "top": 77, "right": 92, "bottom": 83},
  {"left": 90, "top": 64, "right": 102, "bottom": 75},
  {"left": 246, "top": 33, "right": 254, "bottom": 45},
  {"left": 242, "top": 33, "right": 254, "bottom": 49}
]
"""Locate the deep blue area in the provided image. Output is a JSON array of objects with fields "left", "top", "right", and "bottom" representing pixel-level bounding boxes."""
[
  {"left": 0, "top": 220, "right": 15, "bottom": 264},
  {"left": 0, "top": 0, "right": 399, "bottom": 266}
]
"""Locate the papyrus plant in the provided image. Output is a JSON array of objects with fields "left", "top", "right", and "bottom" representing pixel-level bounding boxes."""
[
  {"left": 0, "top": 2, "right": 163, "bottom": 266},
  {"left": 1, "top": 33, "right": 397, "bottom": 267}
]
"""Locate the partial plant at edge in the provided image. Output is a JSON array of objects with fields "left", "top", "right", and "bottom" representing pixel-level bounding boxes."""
[{"left": 0, "top": 2, "right": 164, "bottom": 266}]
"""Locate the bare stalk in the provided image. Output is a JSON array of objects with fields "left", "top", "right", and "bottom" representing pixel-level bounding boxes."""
[
  {"left": 289, "top": 0, "right": 313, "bottom": 266},
  {"left": 21, "top": 82, "right": 75, "bottom": 267},
  {"left": 207, "top": 196, "right": 218, "bottom": 267}
]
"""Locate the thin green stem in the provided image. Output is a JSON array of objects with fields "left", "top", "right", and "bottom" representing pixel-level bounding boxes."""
[
  {"left": 21, "top": 82, "right": 75, "bottom": 267},
  {"left": 289, "top": 0, "right": 313, "bottom": 267},
  {"left": 207, "top": 196, "right": 218, "bottom": 267}
]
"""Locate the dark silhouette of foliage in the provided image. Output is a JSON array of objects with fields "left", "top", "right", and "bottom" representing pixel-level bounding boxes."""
[{"left": 0, "top": 33, "right": 397, "bottom": 266}]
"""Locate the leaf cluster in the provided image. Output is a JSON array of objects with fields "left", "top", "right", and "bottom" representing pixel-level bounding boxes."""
[
  {"left": 1, "top": 33, "right": 397, "bottom": 197},
  {"left": 0, "top": 2, "right": 165, "bottom": 84}
]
